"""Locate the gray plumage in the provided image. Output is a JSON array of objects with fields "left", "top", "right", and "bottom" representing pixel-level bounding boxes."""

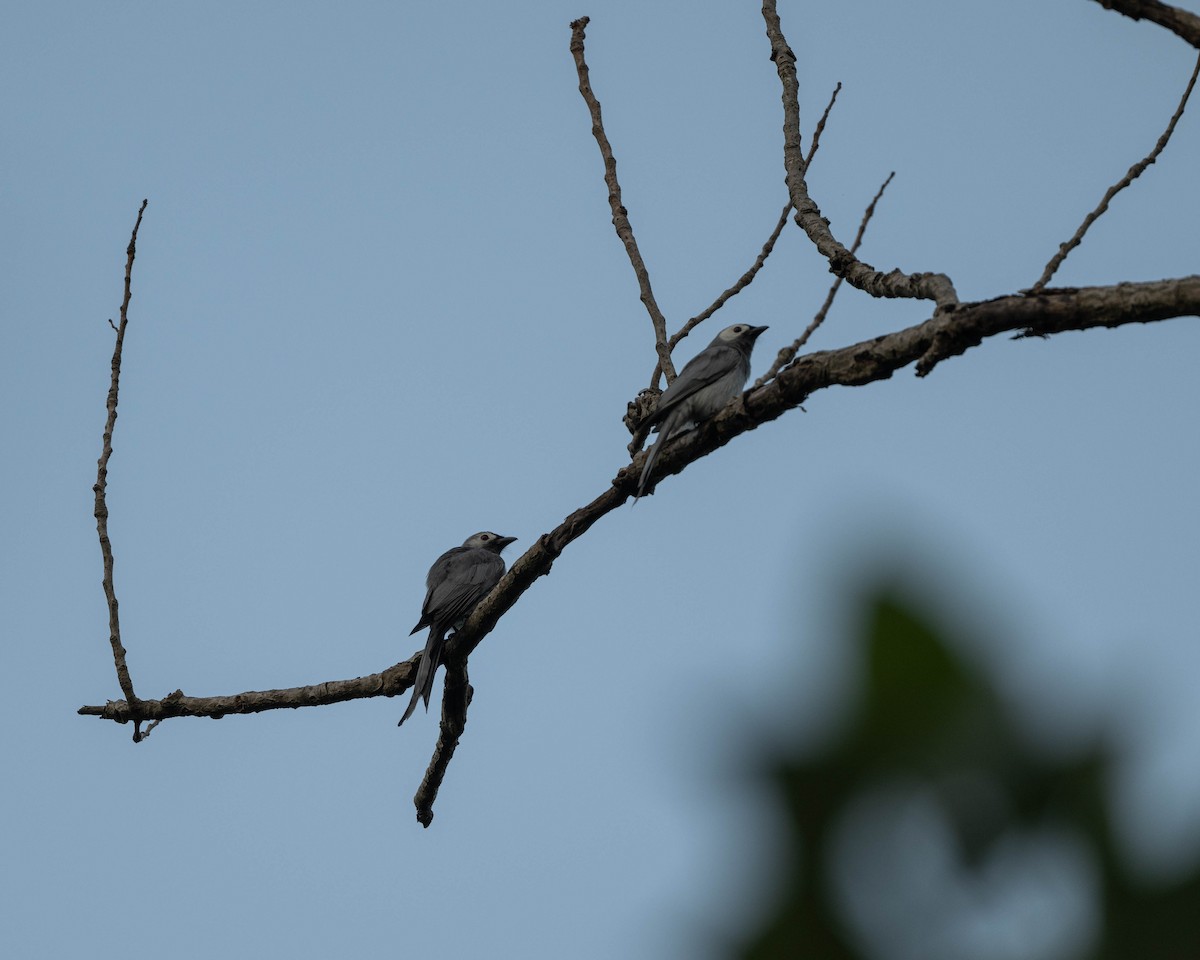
[
  {"left": 636, "top": 323, "right": 768, "bottom": 498},
  {"left": 399, "top": 531, "right": 517, "bottom": 725}
]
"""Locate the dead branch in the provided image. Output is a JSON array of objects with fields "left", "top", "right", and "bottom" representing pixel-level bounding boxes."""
[
  {"left": 94, "top": 199, "right": 148, "bottom": 725},
  {"left": 79, "top": 661, "right": 418, "bottom": 722},
  {"left": 79, "top": 275, "right": 1200, "bottom": 726},
  {"left": 569, "top": 17, "right": 677, "bottom": 383},
  {"left": 761, "top": 0, "right": 959, "bottom": 308}
]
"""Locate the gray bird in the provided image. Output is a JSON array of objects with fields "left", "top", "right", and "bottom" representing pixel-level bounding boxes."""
[
  {"left": 399, "top": 531, "right": 517, "bottom": 725},
  {"left": 636, "top": 323, "right": 768, "bottom": 498}
]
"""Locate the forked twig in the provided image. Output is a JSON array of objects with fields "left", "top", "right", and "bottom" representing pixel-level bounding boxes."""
[
  {"left": 1030, "top": 51, "right": 1200, "bottom": 292},
  {"left": 94, "top": 199, "right": 148, "bottom": 725},
  {"left": 755, "top": 172, "right": 895, "bottom": 388}
]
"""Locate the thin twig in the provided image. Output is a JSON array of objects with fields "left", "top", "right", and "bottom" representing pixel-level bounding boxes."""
[
  {"left": 569, "top": 17, "right": 677, "bottom": 382},
  {"left": 755, "top": 173, "right": 895, "bottom": 388},
  {"left": 803, "top": 82, "right": 842, "bottom": 173},
  {"left": 94, "top": 199, "right": 148, "bottom": 715},
  {"left": 648, "top": 200, "right": 793, "bottom": 388},
  {"left": 648, "top": 82, "right": 844, "bottom": 393},
  {"left": 1030, "top": 51, "right": 1200, "bottom": 292},
  {"left": 762, "top": 0, "right": 958, "bottom": 308},
  {"left": 414, "top": 663, "right": 473, "bottom": 827}
]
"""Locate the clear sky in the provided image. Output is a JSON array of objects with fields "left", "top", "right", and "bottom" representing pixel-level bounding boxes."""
[{"left": 3, "top": 1, "right": 1198, "bottom": 957}]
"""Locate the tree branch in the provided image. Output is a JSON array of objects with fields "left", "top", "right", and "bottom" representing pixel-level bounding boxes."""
[
  {"left": 761, "top": 0, "right": 959, "bottom": 308},
  {"left": 79, "top": 275, "right": 1200, "bottom": 728},
  {"left": 1031, "top": 51, "right": 1200, "bottom": 292},
  {"left": 1090, "top": 0, "right": 1200, "bottom": 48},
  {"left": 914, "top": 277, "right": 1200, "bottom": 376},
  {"left": 414, "top": 662, "right": 473, "bottom": 827},
  {"left": 78, "top": 661, "right": 419, "bottom": 722},
  {"left": 94, "top": 199, "right": 148, "bottom": 727},
  {"left": 569, "top": 17, "right": 677, "bottom": 383}
]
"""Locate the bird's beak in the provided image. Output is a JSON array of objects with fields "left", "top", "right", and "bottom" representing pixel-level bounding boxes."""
[
  {"left": 749, "top": 325, "right": 769, "bottom": 338},
  {"left": 497, "top": 536, "right": 518, "bottom": 550}
]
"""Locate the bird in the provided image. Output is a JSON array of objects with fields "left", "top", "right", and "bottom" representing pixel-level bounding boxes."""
[
  {"left": 636, "top": 323, "right": 768, "bottom": 498},
  {"left": 398, "top": 531, "right": 517, "bottom": 725}
]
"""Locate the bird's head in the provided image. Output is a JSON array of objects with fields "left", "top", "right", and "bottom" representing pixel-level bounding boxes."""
[
  {"left": 715, "top": 323, "right": 768, "bottom": 347},
  {"left": 463, "top": 531, "right": 518, "bottom": 553}
]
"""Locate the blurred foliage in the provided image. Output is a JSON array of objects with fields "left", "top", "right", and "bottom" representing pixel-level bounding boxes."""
[{"left": 734, "top": 590, "right": 1200, "bottom": 960}]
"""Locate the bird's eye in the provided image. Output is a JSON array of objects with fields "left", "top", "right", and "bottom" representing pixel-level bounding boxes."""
[
  {"left": 734, "top": 325, "right": 745, "bottom": 332},
  {"left": 480, "top": 534, "right": 490, "bottom": 540}
]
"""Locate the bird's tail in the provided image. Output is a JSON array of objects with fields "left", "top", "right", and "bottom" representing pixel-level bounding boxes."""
[
  {"left": 398, "top": 627, "right": 445, "bottom": 726},
  {"left": 636, "top": 429, "right": 668, "bottom": 499}
]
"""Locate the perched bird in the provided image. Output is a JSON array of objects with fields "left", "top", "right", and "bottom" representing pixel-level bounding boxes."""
[
  {"left": 636, "top": 323, "right": 768, "bottom": 498},
  {"left": 399, "top": 531, "right": 517, "bottom": 726}
]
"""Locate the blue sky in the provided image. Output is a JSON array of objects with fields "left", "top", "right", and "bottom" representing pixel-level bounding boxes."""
[{"left": 4, "top": 1, "right": 1199, "bottom": 957}]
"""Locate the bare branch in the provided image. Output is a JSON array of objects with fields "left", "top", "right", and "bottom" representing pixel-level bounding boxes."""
[
  {"left": 1031, "top": 51, "right": 1200, "bottom": 292},
  {"left": 915, "top": 277, "right": 1200, "bottom": 375},
  {"left": 94, "top": 199, "right": 148, "bottom": 714},
  {"left": 756, "top": 172, "right": 895, "bottom": 388},
  {"left": 1090, "top": 0, "right": 1200, "bottom": 48},
  {"left": 569, "top": 17, "right": 677, "bottom": 383},
  {"left": 414, "top": 663, "right": 473, "bottom": 827},
  {"left": 803, "top": 82, "right": 842, "bottom": 173},
  {"left": 79, "top": 277, "right": 1200, "bottom": 732},
  {"left": 761, "top": 0, "right": 958, "bottom": 308},
  {"left": 78, "top": 661, "right": 419, "bottom": 722}
]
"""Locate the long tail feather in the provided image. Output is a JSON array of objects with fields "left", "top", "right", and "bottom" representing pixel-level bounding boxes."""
[
  {"left": 636, "top": 429, "right": 668, "bottom": 499},
  {"left": 398, "top": 627, "right": 444, "bottom": 725}
]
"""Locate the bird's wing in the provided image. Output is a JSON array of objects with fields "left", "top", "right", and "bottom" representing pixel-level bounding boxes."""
[
  {"left": 647, "top": 345, "right": 739, "bottom": 427},
  {"left": 412, "top": 546, "right": 468, "bottom": 632},
  {"left": 423, "top": 550, "right": 506, "bottom": 628}
]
